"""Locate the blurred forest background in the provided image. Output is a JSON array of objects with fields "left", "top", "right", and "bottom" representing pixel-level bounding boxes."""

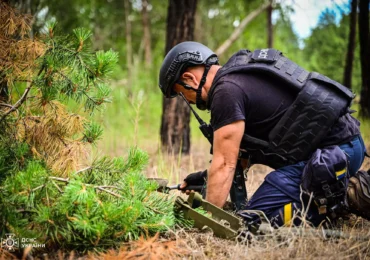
[{"left": 3, "top": 0, "right": 369, "bottom": 157}]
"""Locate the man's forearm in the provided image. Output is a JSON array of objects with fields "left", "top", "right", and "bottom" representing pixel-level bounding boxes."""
[
  {"left": 206, "top": 120, "right": 245, "bottom": 208},
  {"left": 206, "top": 161, "right": 235, "bottom": 208}
]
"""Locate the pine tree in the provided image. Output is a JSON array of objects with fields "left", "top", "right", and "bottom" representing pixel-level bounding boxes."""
[{"left": 0, "top": 2, "right": 179, "bottom": 253}]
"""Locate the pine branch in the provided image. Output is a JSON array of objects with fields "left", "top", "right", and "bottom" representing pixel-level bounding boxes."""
[
  {"left": 1, "top": 154, "right": 178, "bottom": 249},
  {"left": 95, "top": 185, "right": 120, "bottom": 189},
  {"left": 95, "top": 186, "right": 122, "bottom": 198},
  {"left": 0, "top": 103, "right": 13, "bottom": 109},
  {"left": 75, "top": 166, "right": 92, "bottom": 174},
  {"left": 49, "top": 176, "right": 69, "bottom": 182},
  {"left": 16, "top": 208, "right": 35, "bottom": 213},
  {"left": 145, "top": 205, "right": 165, "bottom": 215},
  {"left": 55, "top": 71, "right": 75, "bottom": 90},
  {"left": 51, "top": 180, "right": 64, "bottom": 193},
  {"left": 31, "top": 184, "right": 45, "bottom": 192},
  {"left": 76, "top": 53, "right": 95, "bottom": 77},
  {"left": 49, "top": 176, "right": 122, "bottom": 198},
  {"left": 0, "top": 82, "right": 33, "bottom": 122},
  {"left": 56, "top": 71, "right": 103, "bottom": 112},
  {"left": 83, "top": 92, "right": 101, "bottom": 110},
  {"left": 0, "top": 66, "right": 45, "bottom": 122}
]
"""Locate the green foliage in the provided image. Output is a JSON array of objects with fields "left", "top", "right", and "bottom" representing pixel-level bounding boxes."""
[
  {"left": 34, "top": 23, "right": 116, "bottom": 114},
  {"left": 0, "top": 148, "right": 179, "bottom": 251},
  {"left": 273, "top": 5, "right": 304, "bottom": 64},
  {"left": 0, "top": 131, "right": 30, "bottom": 182},
  {"left": 94, "top": 50, "right": 119, "bottom": 77},
  {"left": 73, "top": 27, "right": 93, "bottom": 43},
  {"left": 82, "top": 121, "right": 103, "bottom": 143},
  {"left": 302, "top": 9, "right": 362, "bottom": 93}
]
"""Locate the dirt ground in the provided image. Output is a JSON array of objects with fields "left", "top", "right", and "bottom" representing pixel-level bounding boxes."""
[{"left": 136, "top": 141, "right": 370, "bottom": 260}]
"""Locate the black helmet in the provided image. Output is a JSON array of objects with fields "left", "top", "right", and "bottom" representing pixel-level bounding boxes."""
[{"left": 159, "top": 41, "right": 219, "bottom": 98}]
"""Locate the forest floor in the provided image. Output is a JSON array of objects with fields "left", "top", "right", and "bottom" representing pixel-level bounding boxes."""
[
  {"left": 3, "top": 141, "right": 370, "bottom": 259},
  {"left": 95, "top": 141, "right": 370, "bottom": 260}
]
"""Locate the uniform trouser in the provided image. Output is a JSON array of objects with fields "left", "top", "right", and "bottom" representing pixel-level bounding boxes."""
[{"left": 244, "top": 135, "right": 366, "bottom": 227}]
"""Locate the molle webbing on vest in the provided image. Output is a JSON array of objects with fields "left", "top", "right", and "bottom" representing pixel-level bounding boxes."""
[
  {"left": 210, "top": 49, "right": 309, "bottom": 97},
  {"left": 209, "top": 48, "right": 354, "bottom": 169},
  {"left": 286, "top": 63, "right": 298, "bottom": 76},
  {"left": 268, "top": 78, "right": 350, "bottom": 166},
  {"left": 274, "top": 57, "right": 287, "bottom": 69}
]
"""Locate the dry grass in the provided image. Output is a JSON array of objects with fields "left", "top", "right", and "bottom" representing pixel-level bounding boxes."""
[
  {"left": 11, "top": 224, "right": 370, "bottom": 259},
  {"left": 18, "top": 139, "right": 369, "bottom": 259},
  {"left": 91, "top": 222, "right": 370, "bottom": 260},
  {"left": 134, "top": 139, "right": 370, "bottom": 260}
]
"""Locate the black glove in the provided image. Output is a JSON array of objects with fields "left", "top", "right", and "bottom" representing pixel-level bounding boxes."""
[{"left": 184, "top": 170, "right": 207, "bottom": 186}]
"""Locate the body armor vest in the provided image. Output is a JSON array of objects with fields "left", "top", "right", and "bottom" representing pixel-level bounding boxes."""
[{"left": 209, "top": 49, "right": 354, "bottom": 169}]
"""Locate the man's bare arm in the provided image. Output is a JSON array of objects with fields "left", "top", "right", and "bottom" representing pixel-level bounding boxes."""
[{"left": 206, "top": 120, "right": 245, "bottom": 207}]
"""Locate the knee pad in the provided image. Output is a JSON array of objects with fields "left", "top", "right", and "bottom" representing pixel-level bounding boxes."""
[{"left": 347, "top": 170, "right": 370, "bottom": 220}]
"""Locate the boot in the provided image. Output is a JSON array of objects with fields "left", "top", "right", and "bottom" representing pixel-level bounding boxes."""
[{"left": 347, "top": 170, "right": 370, "bottom": 220}]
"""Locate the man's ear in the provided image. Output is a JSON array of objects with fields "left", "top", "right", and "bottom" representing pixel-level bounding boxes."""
[{"left": 182, "top": 72, "right": 198, "bottom": 85}]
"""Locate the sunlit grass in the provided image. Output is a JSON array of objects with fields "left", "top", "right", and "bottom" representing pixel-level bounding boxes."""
[{"left": 88, "top": 64, "right": 212, "bottom": 157}]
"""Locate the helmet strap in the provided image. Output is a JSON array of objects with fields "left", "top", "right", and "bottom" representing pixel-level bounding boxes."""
[
  {"left": 196, "top": 64, "right": 211, "bottom": 111},
  {"left": 177, "top": 80, "right": 197, "bottom": 92}
]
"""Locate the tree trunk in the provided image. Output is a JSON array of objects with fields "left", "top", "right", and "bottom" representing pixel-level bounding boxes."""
[
  {"left": 141, "top": 0, "right": 152, "bottom": 68},
  {"left": 343, "top": 0, "right": 358, "bottom": 89},
  {"left": 215, "top": 2, "right": 270, "bottom": 56},
  {"left": 124, "top": 0, "right": 133, "bottom": 85},
  {"left": 359, "top": 0, "right": 370, "bottom": 117},
  {"left": 194, "top": 5, "right": 203, "bottom": 42},
  {"left": 160, "top": 0, "right": 197, "bottom": 154},
  {"left": 267, "top": 0, "right": 273, "bottom": 48}
]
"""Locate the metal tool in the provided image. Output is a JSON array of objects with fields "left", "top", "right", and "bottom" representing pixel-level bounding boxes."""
[
  {"left": 175, "top": 191, "right": 243, "bottom": 239},
  {"left": 174, "top": 192, "right": 369, "bottom": 242},
  {"left": 148, "top": 178, "right": 203, "bottom": 193}
]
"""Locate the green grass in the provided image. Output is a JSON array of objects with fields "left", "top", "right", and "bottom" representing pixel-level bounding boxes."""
[{"left": 89, "top": 66, "right": 211, "bottom": 156}]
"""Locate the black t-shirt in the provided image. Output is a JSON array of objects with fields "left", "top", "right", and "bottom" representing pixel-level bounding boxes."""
[{"left": 209, "top": 70, "right": 360, "bottom": 146}]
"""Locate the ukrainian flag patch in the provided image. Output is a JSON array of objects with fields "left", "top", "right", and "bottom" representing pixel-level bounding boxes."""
[{"left": 335, "top": 168, "right": 346, "bottom": 180}]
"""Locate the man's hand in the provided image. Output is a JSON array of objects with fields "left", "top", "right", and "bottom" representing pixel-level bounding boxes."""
[{"left": 180, "top": 170, "right": 207, "bottom": 195}]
